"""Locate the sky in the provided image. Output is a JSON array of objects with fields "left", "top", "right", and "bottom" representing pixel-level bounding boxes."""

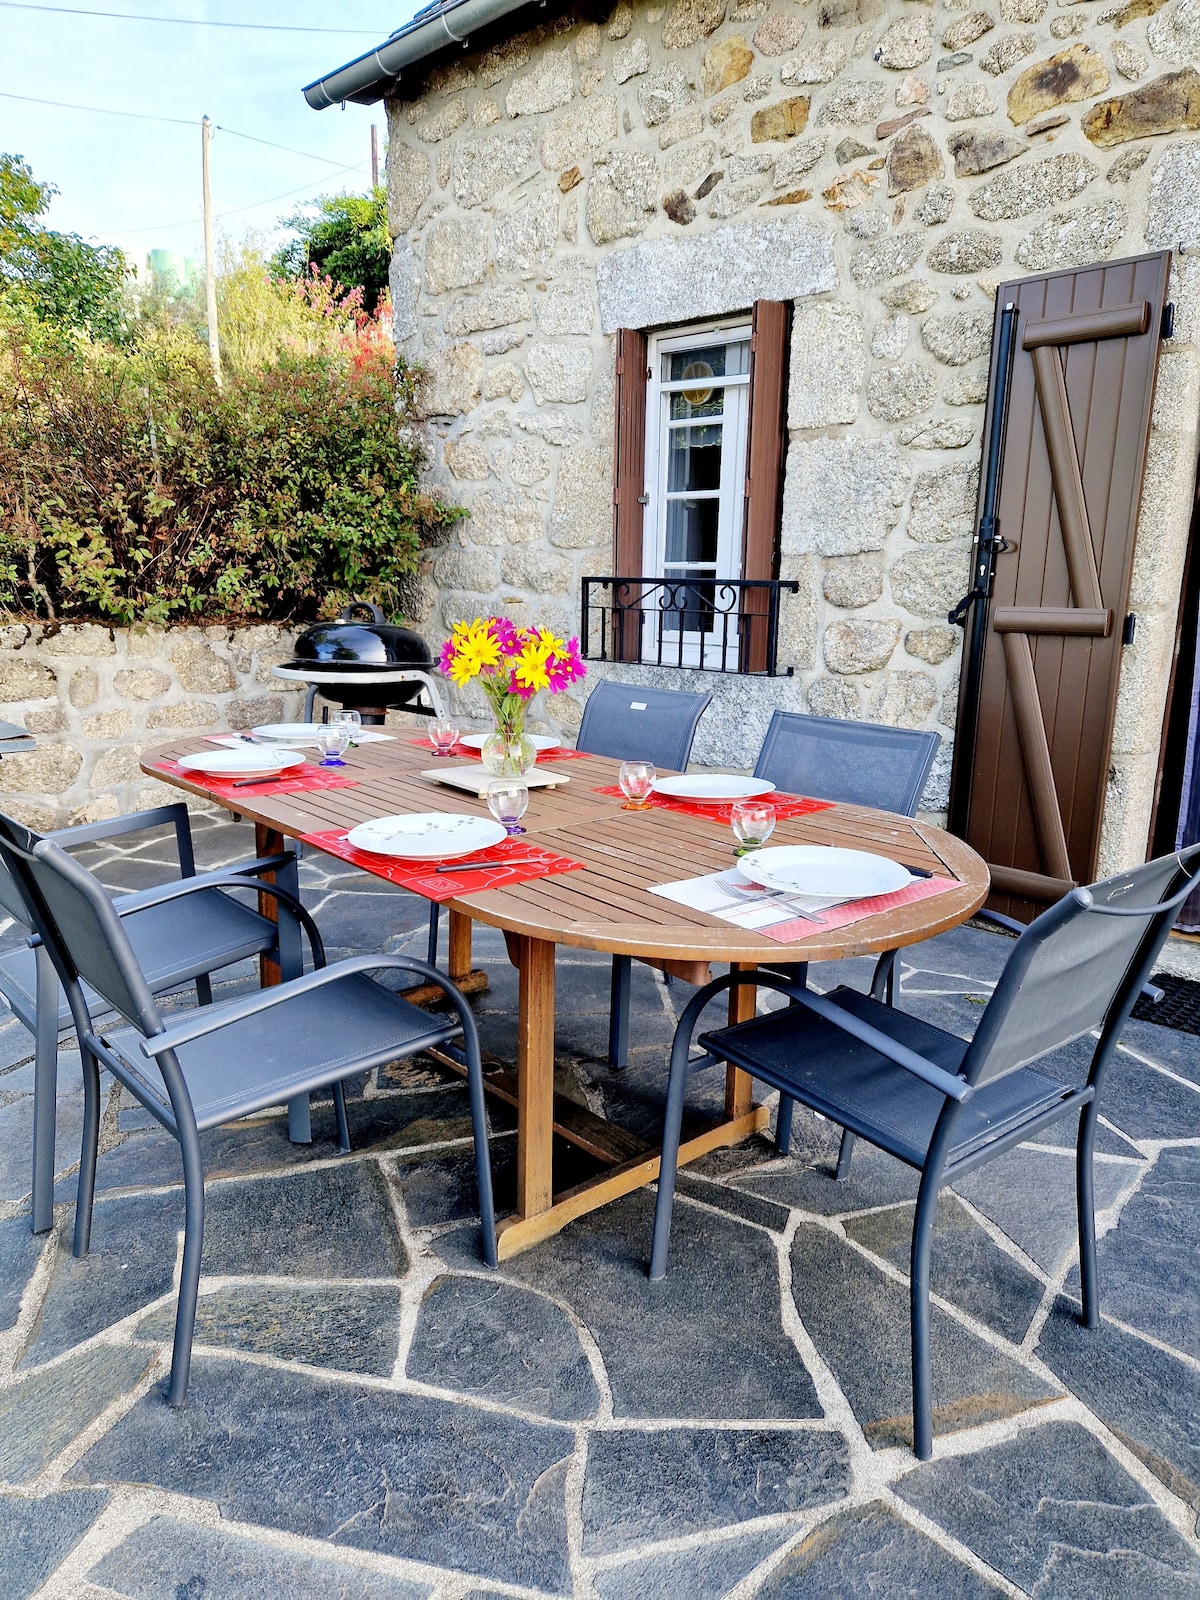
[{"left": 0, "top": 1, "right": 421, "bottom": 269}]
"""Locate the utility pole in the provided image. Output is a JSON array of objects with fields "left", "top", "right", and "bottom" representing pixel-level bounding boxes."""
[
  {"left": 201, "top": 115, "right": 222, "bottom": 388},
  {"left": 370, "top": 124, "right": 379, "bottom": 189}
]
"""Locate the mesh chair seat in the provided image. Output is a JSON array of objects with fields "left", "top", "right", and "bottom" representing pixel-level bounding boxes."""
[
  {"left": 0, "top": 892, "right": 276, "bottom": 1033},
  {"left": 102, "top": 972, "right": 460, "bottom": 1132},
  {"left": 703, "top": 987, "right": 1075, "bottom": 1169}
]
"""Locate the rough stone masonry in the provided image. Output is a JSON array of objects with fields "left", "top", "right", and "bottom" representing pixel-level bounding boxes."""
[{"left": 384, "top": 0, "right": 1200, "bottom": 866}]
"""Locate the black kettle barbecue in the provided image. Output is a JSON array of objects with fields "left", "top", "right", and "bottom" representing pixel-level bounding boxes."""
[{"left": 271, "top": 602, "right": 445, "bottom": 724}]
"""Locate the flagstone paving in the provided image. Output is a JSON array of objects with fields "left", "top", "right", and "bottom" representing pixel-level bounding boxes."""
[{"left": 0, "top": 812, "right": 1198, "bottom": 1597}]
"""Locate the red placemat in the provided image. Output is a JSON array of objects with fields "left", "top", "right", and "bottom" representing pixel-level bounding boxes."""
[
  {"left": 300, "top": 829, "right": 586, "bottom": 902},
  {"left": 151, "top": 760, "right": 360, "bottom": 798},
  {"left": 761, "top": 874, "right": 960, "bottom": 944},
  {"left": 592, "top": 787, "right": 834, "bottom": 823},
  {"left": 408, "top": 738, "right": 591, "bottom": 763}
]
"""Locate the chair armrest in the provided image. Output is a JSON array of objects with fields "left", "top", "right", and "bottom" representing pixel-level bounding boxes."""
[
  {"left": 113, "top": 870, "right": 324, "bottom": 969},
  {"left": 110, "top": 854, "right": 293, "bottom": 915},
  {"left": 138, "top": 953, "right": 458, "bottom": 1057},
  {"left": 973, "top": 908, "right": 1025, "bottom": 937},
  {"left": 784, "top": 986, "right": 973, "bottom": 1103},
  {"left": 48, "top": 801, "right": 192, "bottom": 850}
]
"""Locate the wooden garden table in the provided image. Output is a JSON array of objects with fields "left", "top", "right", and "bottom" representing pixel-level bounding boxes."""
[{"left": 143, "top": 735, "right": 989, "bottom": 1259}]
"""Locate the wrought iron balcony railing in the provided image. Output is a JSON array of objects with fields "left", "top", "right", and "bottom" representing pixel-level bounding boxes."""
[{"left": 581, "top": 576, "right": 799, "bottom": 677}]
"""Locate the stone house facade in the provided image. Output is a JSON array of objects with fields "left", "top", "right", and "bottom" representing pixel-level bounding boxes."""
[{"left": 370, "top": 0, "right": 1200, "bottom": 869}]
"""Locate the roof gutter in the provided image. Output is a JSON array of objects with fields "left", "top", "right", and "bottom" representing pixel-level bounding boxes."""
[{"left": 303, "top": 0, "right": 535, "bottom": 109}]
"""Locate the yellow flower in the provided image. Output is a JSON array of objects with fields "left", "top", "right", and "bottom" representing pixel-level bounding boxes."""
[
  {"left": 447, "top": 619, "right": 501, "bottom": 686},
  {"left": 513, "top": 636, "right": 553, "bottom": 693}
]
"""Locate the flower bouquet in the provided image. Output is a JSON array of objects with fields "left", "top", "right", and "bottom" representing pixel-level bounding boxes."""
[{"left": 438, "top": 617, "right": 586, "bottom": 775}]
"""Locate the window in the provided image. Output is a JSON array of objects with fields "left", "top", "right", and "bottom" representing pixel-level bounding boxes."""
[
  {"left": 642, "top": 321, "right": 751, "bottom": 668},
  {"left": 610, "top": 301, "right": 791, "bottom": 674}
]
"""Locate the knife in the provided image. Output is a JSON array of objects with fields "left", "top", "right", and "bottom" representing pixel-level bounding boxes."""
[{"left": 433, "top": 857, "right": 542, "bottom": 873}]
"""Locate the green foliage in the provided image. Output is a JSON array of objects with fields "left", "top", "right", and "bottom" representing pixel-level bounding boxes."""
[
  {"left": 0, "top": 153, "right": 127, "bottom": 340},
  {"left": 0, "top": 264, "right": 462, "bottom": 626},
  {"left": 271, "top": 187, "right": 390, "bottom": 314}
]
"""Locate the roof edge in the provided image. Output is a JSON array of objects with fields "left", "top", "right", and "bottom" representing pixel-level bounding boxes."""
[{"left": 303, "top": 0, "right": 535, "bottom": 109}]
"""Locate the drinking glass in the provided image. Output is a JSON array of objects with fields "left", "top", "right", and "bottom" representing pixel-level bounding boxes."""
[
  {"left": 330, "top": 709, "right": 361, "bottom": 746},
  {"left": 731, "top": 801, "right": 776, "bottom": 857},
  {"left": 486, "top": 778, "right": 529, "bottom": 836},
  {"left": 428, "top": 716, "right": 461, "bottom": 756},
  {"left": 618, "top": 760, "right": 655, "bottom": 810},
  {"left": 314, "top": 725, "right": 352, "bottom": 767}
]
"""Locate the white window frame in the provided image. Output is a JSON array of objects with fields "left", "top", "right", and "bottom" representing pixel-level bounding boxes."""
[{"left": 642, "top": 317, "right": 752, "bottom": 670}]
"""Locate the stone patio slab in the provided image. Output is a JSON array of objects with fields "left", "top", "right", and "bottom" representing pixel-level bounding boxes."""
[
  {"left": 755, "top": 1502, "right": 1005, "bottom": 1598},
  {"left": 0, "top": 1342, "right": 154, "bottom": 1484},
  {"left": 88, "top": 1515, "right": 432, "bottom": 1599},
  {"left": 592, "top": 1528, "right": 787, "bottom": 1599},
  {"left": 0, "top": 1488, "right": 109, "bottom": 1599},
  {"left": 1037, "top": 1297, "right": 1200, "bottom": 1514},
  {"left": 581, "top": 1425, "right": 851, "bottom": 1555},
  {"left": 789, "top": 1224, "right": 1057, "bottom": 1448},
  {"left": 896, "top": 1419, "right": 1200, "bottom": 1598},
  {"left": 136, "top": 1283, "right": 403, "bottom": 1377},
  {"left": 0, "top": 1214, "right": 46, "bottom": 1333},
  {"left": 71, "top": 1355, "right": 576, "bottom": 1595},
  {"left": 735, "top": 1142, "right": 920, "bottom": 1216},
  {"left": 0, "top": 1092, "right": 84, "bottom": 1205},
  {"left": 407, "top": 1273, "right": 599, "bottom": 1420}
]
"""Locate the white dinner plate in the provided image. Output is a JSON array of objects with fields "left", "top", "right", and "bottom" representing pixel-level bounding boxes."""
[
  {"left": 176, "top": 749, "right": 305, "bottom": 780},
  {"left": 458, "top": 732, "right": 560, "bottom": 752},
  {"left": 652, "top": 774, "right": 777, "bottom": 804},
  {"left": 251, "top": 722, "right": 326, "bottom": 743},
  {"left": 738, "top": 845, "right": 911, "bottom": 900},
  {"left": 346, "top": 812, "right": 507, "bottom": 859}
]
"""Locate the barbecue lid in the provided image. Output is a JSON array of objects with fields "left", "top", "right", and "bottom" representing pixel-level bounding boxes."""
[{"left": 291, "top": 602, "right": 433, "bottom": 670}]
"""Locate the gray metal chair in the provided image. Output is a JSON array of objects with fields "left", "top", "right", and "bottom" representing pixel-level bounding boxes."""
[
  {"left": 752, "top": 711, "right": 942, "bottom": 1177},
  {"left": 0, "top": 817, "right": 496, "bottom": 1407},
  {"left": 0, "top": 803, "right": 310, "bottom": 1235},
  {"left": 649, "top": 845, "right": 1200, "bottom": 1459},
  {"left": 576, "top": 680, "right": 714, "bottom": 1069}
]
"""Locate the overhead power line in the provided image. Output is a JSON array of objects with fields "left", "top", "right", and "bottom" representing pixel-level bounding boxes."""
[
  {"left": 99, "top": 158, "right": 370, "bottom": 237},
  {"left": 0, "top": 1, "right": 385, "bottom": 33}
]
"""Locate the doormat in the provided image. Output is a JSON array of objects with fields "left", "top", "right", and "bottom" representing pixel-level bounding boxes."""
[{"left": 1131, "top": 973, "right": 1200, "bottom": 1035}]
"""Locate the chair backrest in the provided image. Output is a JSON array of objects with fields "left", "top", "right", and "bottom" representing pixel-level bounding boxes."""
[
  {"left": 576, "top": 681, "right": 713, "bottom": 772},
  {"left": 753, "top": 712, "right": 940, "bottom": 816},
  {"left": 962, "top": 846, "right": 1200, "bottom": 1089},
  {"left": 0, "top": 814, "right": 161, "bottom": 1036}
]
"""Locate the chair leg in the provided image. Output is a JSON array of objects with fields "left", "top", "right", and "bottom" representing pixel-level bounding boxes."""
[
  {"left": 834, "top": 1129, "right": 856, "bottom": 1180},
  {"left": 167, "top": 1117, "right": 206, "bottom": 1408},
  {"left": 427, "top": 901, "right": 440, "bottom": 966},
  {"left": 31, "top": 947, "right": 60, "bottom": 1235},
  {"left": 1076, "top": 1102, "right": 1100, "bottom": 1329},
  {"left": 649, "top": 1052, "right": 690, "bottom": 1281},
  {"left": 776, "top": 1095, "right": 795, "bottom": 1156},
  {"left": 909, "top": 1172, "right": 939, "bottom": 1461},
  {"left": 870, "top": 948, "right": 897, "bottom": 1004},
  {"left": 462, "top": 1042, "right": 497, "bottom": 1269},
  {"left": 332, "top": 1081, "right": 351, "bottom": 1154},
  {"left": 72, "top": 1046, "right": 102, "bottom": 1258},
  {"left": 608, "top": 955, "right": 632, "bottom": 1070}
]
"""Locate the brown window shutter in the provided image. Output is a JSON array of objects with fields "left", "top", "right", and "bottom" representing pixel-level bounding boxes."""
[
  {"left": 740, "top": 299, "right": 791, "bottom": 673},
  {"left": 611, "top": 326, "right": 648, "bottom": 662}
]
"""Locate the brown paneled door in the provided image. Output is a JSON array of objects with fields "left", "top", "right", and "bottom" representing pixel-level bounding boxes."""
[{"left": 952, "top": 251, "right": 1172, "bottom": 922}]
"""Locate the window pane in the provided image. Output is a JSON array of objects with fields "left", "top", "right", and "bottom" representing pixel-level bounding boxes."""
[
  {"left": 661, "top": 576, "right": 716, "bottom": 635},
  {"left": 663, "top": 340, "right": 749, "bottom": 383},
  {"left": 667, "top": 422, "right": 722, "bottom": 491},
  {"left": 664, "top": 497, "right": 719, "bottom": 567}
]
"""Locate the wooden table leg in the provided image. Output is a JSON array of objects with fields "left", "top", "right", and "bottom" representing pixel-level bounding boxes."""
[
  {"left": 516, "top": 934, "right": 556, "bottom": 1220},
  {"left": 254, "top": 823, "right": 285, "bottom": 987},
  {"left": 448, "top": 909, "right": 473, "bottom": 985},
  {"left": 254, "top": 822, "right": 310, "bottom": 1144},
  {"left": 725, "top": 961, "right": 757, "bottom": 1119}
]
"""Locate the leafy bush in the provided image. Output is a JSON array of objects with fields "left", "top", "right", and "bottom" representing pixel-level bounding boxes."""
[
  {"left": 0, "top": 259, "right": 462, "bottom": 627},
  {"left": 271, "top": 188, "right": 390, "bottom": 314}
]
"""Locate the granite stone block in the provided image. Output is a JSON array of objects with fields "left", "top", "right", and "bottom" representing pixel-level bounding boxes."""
[
  {"left": 88, "top": 1515, "right": 431, "bottom": 1599},
  {"left": 897, "top": 1420, "right": 1200, "bottom": 1597},
  {"left": 756, "top": 1501, "right": 1004, "bottom": 1597},
  {"left": 72, "top": 1356, "right": 575, "bottom": 1594},
  {"left": 407, "top": 1274, "right": 598, "bottom": 1420},
  {"left": 789, "top": 1225, "right": 1056, "bottom": 1448},
  {"left": 582, "top": 1426, "right": 851, "bottom": 1554},
  {"left": 0, "top": 1489, "right": 109, "bottom": 1599}
]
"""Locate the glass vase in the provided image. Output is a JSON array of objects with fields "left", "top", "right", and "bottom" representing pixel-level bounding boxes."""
[{"left": 481, "top": 695, "right": 536, "bottom": 777}]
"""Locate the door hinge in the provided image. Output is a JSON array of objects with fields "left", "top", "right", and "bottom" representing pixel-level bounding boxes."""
[
  {"left": 636, "top": 493, "right": 650, "bottom": 505},
  {"left": 1122, "top": 612, "right": 1137, "bottom": 646},
  {"left": 1162, "top": 302, "right": 1176, "bottom": 340}
]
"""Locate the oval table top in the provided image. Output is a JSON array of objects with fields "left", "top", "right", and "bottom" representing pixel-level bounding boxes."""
[{"left": 142, "top": 735, "right": 989, "bottom": 966}]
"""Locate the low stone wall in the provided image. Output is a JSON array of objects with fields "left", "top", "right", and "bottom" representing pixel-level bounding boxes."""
[{"left": 0, "top": 623, "right": 306, "bottom": 829}]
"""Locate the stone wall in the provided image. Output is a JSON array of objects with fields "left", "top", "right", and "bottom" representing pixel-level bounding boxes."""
[
  {"left": 386, "top": 0, "right": 1200, "bottom": 837},
  {"left": 0, "top": 624, "right": 305, "bottom": 829}
]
